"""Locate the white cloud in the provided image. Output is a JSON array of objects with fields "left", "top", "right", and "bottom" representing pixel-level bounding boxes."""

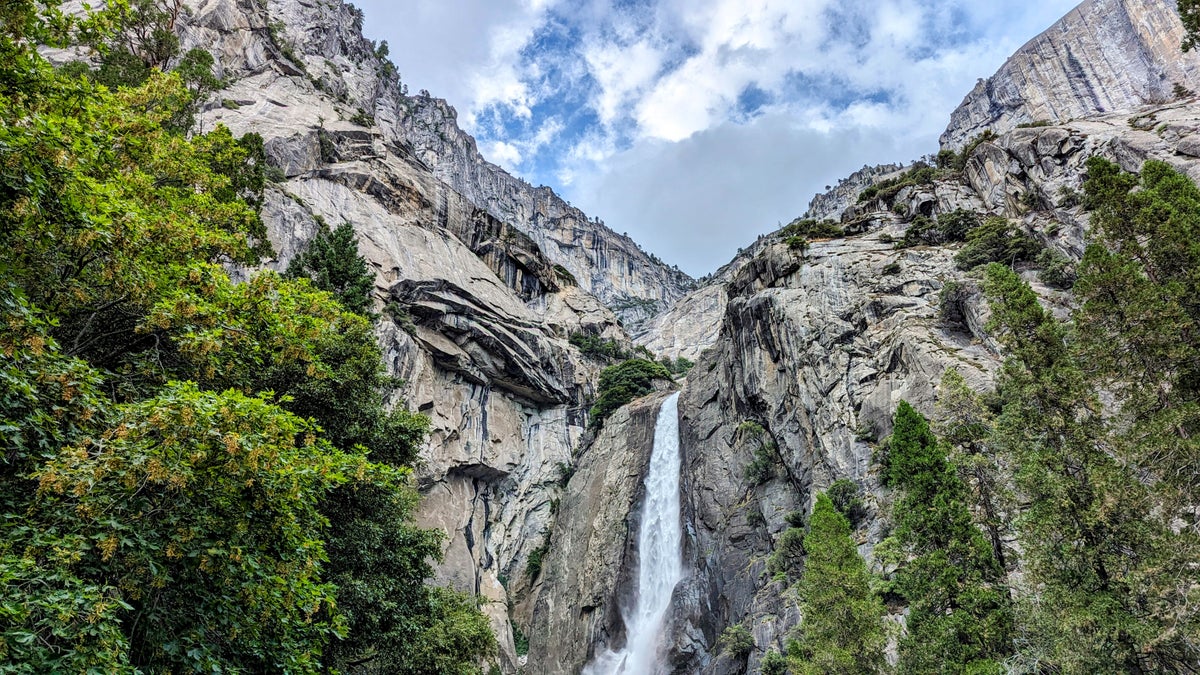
[{"left": 354, "top": 0, "right": 1084, "bottom": 274}]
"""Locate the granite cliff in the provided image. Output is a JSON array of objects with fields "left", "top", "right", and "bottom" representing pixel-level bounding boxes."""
[
  {"left": 941, "top": 0, "right": 1200, "bottom": 149},
  {"left": 77, "top": 0, "right": 1200, "bottom": 672}
]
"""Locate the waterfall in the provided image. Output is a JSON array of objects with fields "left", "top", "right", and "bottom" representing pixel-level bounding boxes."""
[{"left": 583, "top": 392, "right": 684, "bottom": 675}]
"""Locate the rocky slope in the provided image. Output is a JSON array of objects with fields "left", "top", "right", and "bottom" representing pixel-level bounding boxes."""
[
  {"left": 181, "top": 0, "right": 690, "bottom": 326},
  {"left": 941, "top": 0, "right": 1200, "bottom": 150},
  {"left": 535, "top": 96, "right": 1200, "bottom": 672},
  {"left": 129, "top": 0, "right": 698, "bottom": 670}
]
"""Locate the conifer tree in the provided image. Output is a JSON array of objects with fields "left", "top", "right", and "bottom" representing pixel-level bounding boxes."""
[
  {"left": 884, "top": 401, "right": 1011, "bottom": 674},
  {"left": 984, "top": 263, "right": 1184, "bottom": 672},
  {"left": 287, "top": 220, "right": 377, "bottom": 316},
  {"left": 786, "top": 493, "right": 887, "bottom": 675}
]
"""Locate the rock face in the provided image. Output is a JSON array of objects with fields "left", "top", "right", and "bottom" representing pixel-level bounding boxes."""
[
  {"left": 152, "top": 1, "right": 688, "bottom": 670},
  {"left": 524, "top": 391, "right": 676, "bottom": 674},
  {"left": 941, "top": 0, "right": 1200, "bottom": 150},
  {"left": 181, "top": 0, "right": 691, "bottom": 326}
]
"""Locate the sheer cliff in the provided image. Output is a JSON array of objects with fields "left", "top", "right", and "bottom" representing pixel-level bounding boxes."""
[
  {"left": 141, "top": 0, "right": 692, "bottom": 670},
  {"left": 941, "top": 0, "right": 1200, "bottom": 150}
]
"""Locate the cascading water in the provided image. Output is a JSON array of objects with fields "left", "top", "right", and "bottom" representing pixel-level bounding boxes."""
[{"left": 583, "top": 392, "right": 684, "bottom": 675}]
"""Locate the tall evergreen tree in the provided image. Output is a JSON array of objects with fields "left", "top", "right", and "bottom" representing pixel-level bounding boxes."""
[
  {"left": 884, "top": 401, "right": 1012, "bottom": 674},
  {"left": 786, "top": 493, "right": 887, "bottom": 675},
  {"left": 286, "top": 220, "right": 377, "bottom": 316},
  {"left": 984, "top": 263, "right": 1184, "bottom": 672}
]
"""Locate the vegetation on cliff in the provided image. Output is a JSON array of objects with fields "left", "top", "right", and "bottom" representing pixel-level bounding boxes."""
[{"left": 0, "top": 4, "right": 493, "bottom": 672}]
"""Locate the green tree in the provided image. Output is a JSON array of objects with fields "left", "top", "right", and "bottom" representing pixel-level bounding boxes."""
[
  {"left": 786, "top": 493, "right": 887, "bottom": 675},
  {"left": 884, "top": 401, "right": 1011, "bottom": 674},
  {"left": 287, "top": 220, "right": 377, "bottom": 317},
  {"left": 588, "top": 358, "right": 672, "bottom": 429},
  {"left": 984, "top": 263, "right": 1182, "bottom": 672},
  {"left": 1182, "top": 0, "right": 1200, "bottom": 51}
]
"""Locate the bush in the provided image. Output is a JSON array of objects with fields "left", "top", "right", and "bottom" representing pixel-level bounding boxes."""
[
  {"left": 827, "top": 478, "right": 868, "bottom": 528},
  {"left": 761, "top": 649, "right": 788, "bottom": 675},
  {"left": 938, "top": 280, "right": 972, "bottom": 332},
  {"left": 767, "top": 526, "right": 806, "bottom": 578},
  {"left": 745, "top": 443, "right": 777, "bottom": 485},
  {"left": 588, "top": 359, "right": 673, "bottom": 429},
  {"left": 883, "top": 262, "right": 902, "bottom": 275},
  {"left": 778, "top": 218, "right": 843, "bottom": 240},
  {"left": 954, "top": 217, "right": 1040, "bottom": 270},
  {"left": 1036, "top": 248, "right": 1076, "bottom": 289},
  {"left": 525, "top": 541, "right": 550, "bottom": 579},
  {"left": 570, "top": 332, "right": 629, "bottom": 361},
  {"left": 720, "top": 625, "right": 756, "bottom": 657},
  {"left": 512, "top": 623, "right": 530, "bottom": 656}
]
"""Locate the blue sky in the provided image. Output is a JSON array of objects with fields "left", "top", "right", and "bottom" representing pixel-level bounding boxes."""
[{"left": 354, "top": 0, "right": 1082, "bottom": 276}]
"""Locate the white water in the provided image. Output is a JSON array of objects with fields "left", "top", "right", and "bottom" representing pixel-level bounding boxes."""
[{"left": 583, "top": 392, "right": 684, "bottom": 675}]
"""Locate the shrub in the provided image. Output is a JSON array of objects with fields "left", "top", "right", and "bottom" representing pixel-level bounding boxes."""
[
  {"left": 761, "top": 649, "right": 788, "bottom": 675},
  {"left": 767, "top": 526, "right": 806, "bottom": 578},
  {"left": 954, "top": 130, "right": 997, "bottom": 172},
  {"left": 883, "top": 262, "right": 902, "bottom": 275},
  {"left": 745, "top": 443, "right": 777, "bottom": 485},
  {"left": 588, "top": 359, "right": 672, "bottom": 429},
  {"left": 525, "top": 541, "right": 550, "bottom": 580},
  {"left": 786, "top": 235, "right": 809, "bottom": 253},
  {"left": 779, "top": 218, "right": 844, "bottom": 240},
  {"left": 720, "top": 625, "right": 756, "bottom": 657},
  {"left": 938, "top": 280, "right": 972, "bottom": 332},
  {"left": 512, "top": 623, "right": 530, "bottom": 656},
  {"left": 1036, "top": 248, "right": 1077, "bottom": 289},
  {"left": 954, "top": 217, "right": 1040, "bottom": 270},
  {"left": 827, "top": 479, "right": 868, "bottom": 528},
  {"left": 570, "top": 332, "right": 629, "bottom": 361}
]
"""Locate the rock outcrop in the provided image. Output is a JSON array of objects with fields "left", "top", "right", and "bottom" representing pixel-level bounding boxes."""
[
  {"left": 941, "top": 0, "right": 1200, "bottom": 150},
  {"left": 524, "top": 391, "right": 676, "bottom": 674}
]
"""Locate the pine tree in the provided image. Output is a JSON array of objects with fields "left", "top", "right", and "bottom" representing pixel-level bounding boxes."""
[
  {"left": 786, "top": 493, "right": 887, "bottom": 675},
  {"left": 984, "top": 263, "right": 1183, "bottom": 672},
  {"left": 884, "top": 401, "right": 1012, "bottom": 674},
  {"left": 286, "top": 220, "right": 377, "bottom": 316}
]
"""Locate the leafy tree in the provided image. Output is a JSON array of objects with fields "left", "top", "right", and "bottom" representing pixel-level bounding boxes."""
[
  {"left": 883, "top": 401, "right": 1011, "bottom": 674},
  {"left": 588, "top": 358, "right": 672, "bottom": 429},
  {"left": 786, "top": 493, "right": 887, "bottom": 675},
  {"left": 24, "top": 383, "right": 360, "bottom": 672},
  {"left": 719, "top": 624, "right": 756, "bottom": 657},
  {"left": 287, "top": 220, "right": 377, "bottom": 317}
]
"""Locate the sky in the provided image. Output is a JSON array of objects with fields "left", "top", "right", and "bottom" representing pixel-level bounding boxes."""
[{"left": 353, "top": 0, "right": 1082, "bottom": 276}]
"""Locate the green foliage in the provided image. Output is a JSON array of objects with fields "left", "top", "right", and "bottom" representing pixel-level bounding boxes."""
[
  {"left": 938, "top": 280, "right": 972, "bottom": 331},
  {"left": 526, "top": 541, "right": 550, "bottom": 580},
  {"left": 588, "top": 358, "right": 672, "bottom": 429},
  {"left": 857, "top": 163, "right": 940, "bottom": 204},
  {"left": 826, "top": 479, "right": 866, "bottom": 529},
  {"left": 785, "top": 235, "right": 809, "bottom": 253},
  {"left": 778, "top": 218, "right": 844, "bottom": 240},
  {"left": 1182, "top": 0, "right": 1200, "bottom": 51},
  {"left": 954, "top": 217, "right": 1040, "bottom": 270},
  {"left": 660, "top": 355, "right": 695, "bottom": 375},
  {"left": 882, "top": 262, "right": 901, "bottom": 275},
  {"left": 28, "top": 383, "right": 356, "bottom": 672},
  {"left": 953, "top": 130, "right": 997, "bottom": 172},
  {"left": 1035, "top": 247, "right": 1076, "bottom": 289},
  {"left": 719, "top": 624, "right": 756, "bottom": 657},
  {"left": 744, "top": 443, "right": 777, "bottom": 486},
  {"left": 0, "top": 19, "right": 493, "bottom": 673},
  {"left": 883, "top": 402, "right": 1012, "bottom": 674},
  {"left": 760, "top": 649, "right": 788, "bottom": 675},
  {"left": 286, "top": 220, "right": 377, "bottom": 316},
  {"left": 570, "top": 332, "right": 630, "bottom": 361},
  {"left": 767, "top": 526, "right": 806, "bottom": 578},
  {"left": 552, "top": 264, "right": 578, "bottom": 286},
  {"left": 983, "top": 262, "right": 1188, "bottom": 671},
  {"left": 512, "top": 622, "right": 530, "bottom": 657},
  {"left": 786, "top": 494, "right": 886, "bottom": 675}
]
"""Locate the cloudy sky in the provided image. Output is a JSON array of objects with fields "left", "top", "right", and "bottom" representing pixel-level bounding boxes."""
[{"left": 354, "top": 0, "right": 1081, "bottom": 276}]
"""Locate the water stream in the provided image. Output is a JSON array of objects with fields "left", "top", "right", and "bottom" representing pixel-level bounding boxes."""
[{"left": 583, "top": 392, "right": 684, "bottom": 675}]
